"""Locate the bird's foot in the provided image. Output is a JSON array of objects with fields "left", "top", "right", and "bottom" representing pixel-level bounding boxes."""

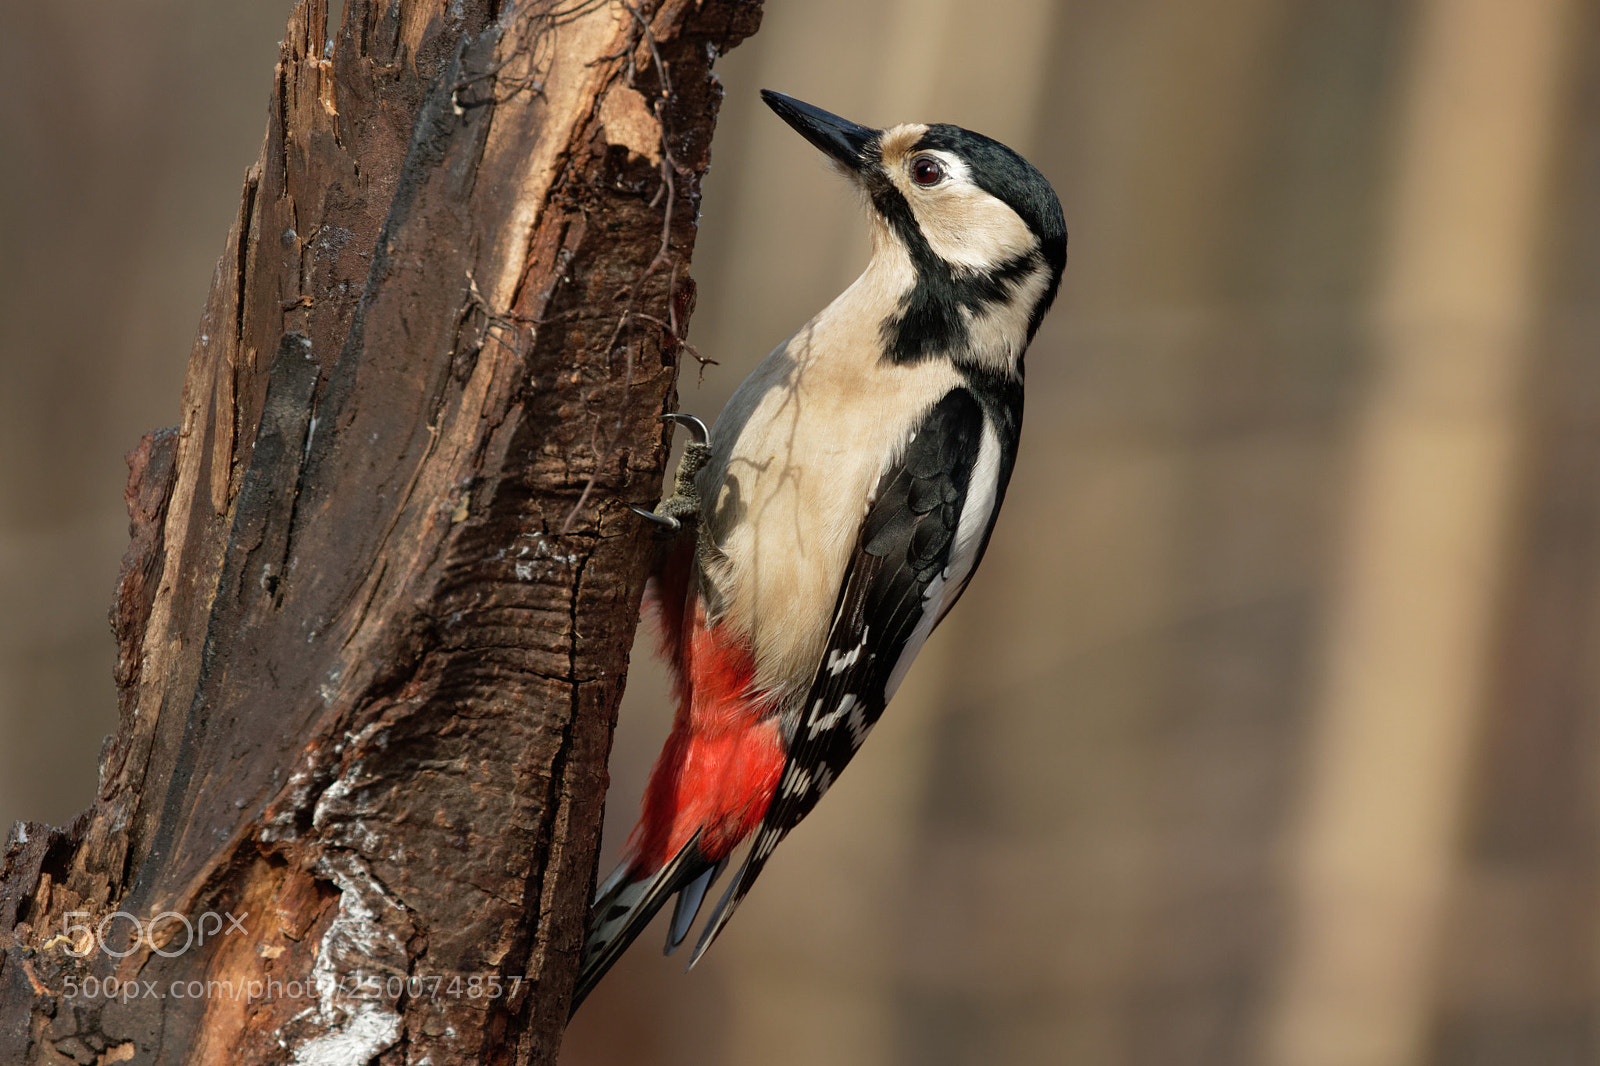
[{"left": 631, "top": 413, "right": 711, "bottom": 534}]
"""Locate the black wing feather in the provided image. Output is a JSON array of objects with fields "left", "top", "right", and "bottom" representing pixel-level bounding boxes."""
[{"left": 687, "top": 386, "right": 1003, "bottom": 964}]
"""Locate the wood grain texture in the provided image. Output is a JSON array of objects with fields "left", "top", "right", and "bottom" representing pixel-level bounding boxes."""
[{"left": 0, "top": 0, "right": 762, "bottom": 1062}]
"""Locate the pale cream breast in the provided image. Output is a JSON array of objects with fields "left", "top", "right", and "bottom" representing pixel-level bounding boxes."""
[{"left": 698, "top": 252, "right": 960, "bottom": 705}]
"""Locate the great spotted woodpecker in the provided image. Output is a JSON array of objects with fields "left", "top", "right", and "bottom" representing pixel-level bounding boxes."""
[{"left": 574, "top": 91, "right": 1066, "bottom": 1010}]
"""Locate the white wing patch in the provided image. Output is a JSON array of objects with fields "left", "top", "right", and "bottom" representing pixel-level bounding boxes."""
[
  {"left": 847, "top": 698, "right": 871, "bottom": 748},
  {"left": 805, "top": 693, "right": 859, "bottom": 738},
  {"left": 826, "top": 629, "right": 870, "bottom": 676},
  {"left": 780, "top": 763, "right": 813, "bottom": 798}
]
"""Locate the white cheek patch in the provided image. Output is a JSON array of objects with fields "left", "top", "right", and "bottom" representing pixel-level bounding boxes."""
[
  {"left": 881, "top": 147, "right": 1038, "bottom": 272},
  {"left": 912, "top": 187, "right": 1038, "bottom": 272}
]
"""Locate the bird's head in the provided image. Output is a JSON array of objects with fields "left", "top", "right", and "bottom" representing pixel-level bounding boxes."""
[{"left": 762, "top": 90, "right": 1066, "bottom": 368}]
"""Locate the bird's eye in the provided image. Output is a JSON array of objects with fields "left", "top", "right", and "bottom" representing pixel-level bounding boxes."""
[{"left": 911, "top": 156, "right": 944, "bottom": 186}]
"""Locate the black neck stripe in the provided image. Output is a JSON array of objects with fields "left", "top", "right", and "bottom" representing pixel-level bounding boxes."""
[{"left": 866, "top": 173, "right": 1055, "bottom": 365}]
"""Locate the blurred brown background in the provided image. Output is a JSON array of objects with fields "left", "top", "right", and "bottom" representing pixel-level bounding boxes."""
[{"left": 4, "top": 1, "right": 1598, "bottom": 1063}]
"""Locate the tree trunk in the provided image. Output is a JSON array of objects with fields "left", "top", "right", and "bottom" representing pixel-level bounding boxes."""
[{"left": 0, "top": 0, "right": 761, "bottom": 1062}]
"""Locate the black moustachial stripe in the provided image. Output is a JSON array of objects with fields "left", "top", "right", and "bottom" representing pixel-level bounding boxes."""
[{"left": 880, "top": 246, "right": 1048, "bottom": 364}]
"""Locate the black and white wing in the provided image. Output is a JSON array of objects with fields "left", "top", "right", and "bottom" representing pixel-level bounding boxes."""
[{"left": 687, "top": 384, "right": 1017, "bottom": 964}]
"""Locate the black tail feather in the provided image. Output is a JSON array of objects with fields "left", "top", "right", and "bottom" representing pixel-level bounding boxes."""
[{"left": 570, "top": 834, "right": 711, "bottom": 1016}]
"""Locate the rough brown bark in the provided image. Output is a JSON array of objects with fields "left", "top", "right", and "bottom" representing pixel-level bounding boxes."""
[{"left": 0, "top": 0, "right": 761, "bottom": 1062}]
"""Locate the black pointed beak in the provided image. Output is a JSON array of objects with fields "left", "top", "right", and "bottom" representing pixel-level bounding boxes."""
[{"left": 761, "top": 90, "right": 877, "bottom": 172}]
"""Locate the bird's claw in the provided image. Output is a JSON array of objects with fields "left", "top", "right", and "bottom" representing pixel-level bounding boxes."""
[
  {"left": 660, "top": 412, "right": 710, "bottom": 445},
  {"left": 630, "top": 505, "right": 682, "bottom": 531}
]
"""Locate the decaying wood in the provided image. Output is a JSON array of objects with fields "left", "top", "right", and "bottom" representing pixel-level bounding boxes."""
[{"left": 0, "top": 0, "right": 762, "bottom": 1062}]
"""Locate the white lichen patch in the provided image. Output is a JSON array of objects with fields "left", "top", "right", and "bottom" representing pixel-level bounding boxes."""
[
  {"left": 260, "top": 767, "right": 315, "bottom": 842},
  {"left": 311, "top": 721, "right": 398, "bottom": 858},
  {"left": 507, "top": 535, "right": 581, "bottom": 582},
  {"left": 288, "top": 853, "right": 409, "bottom": 1066}
]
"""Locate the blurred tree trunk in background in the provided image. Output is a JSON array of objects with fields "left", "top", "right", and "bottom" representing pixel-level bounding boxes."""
[
  {"left": 0, "top": 0, "right": 760, "bottom": 1063},
  {"left": 1265, "top": 2, "right": 1576, "bottom": 1064}
]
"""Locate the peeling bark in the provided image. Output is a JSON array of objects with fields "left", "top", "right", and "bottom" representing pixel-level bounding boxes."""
[{"left": 0, "top": 0, "right": 762, "bottom": 1062}]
